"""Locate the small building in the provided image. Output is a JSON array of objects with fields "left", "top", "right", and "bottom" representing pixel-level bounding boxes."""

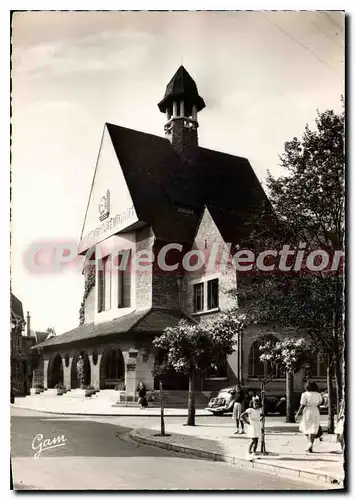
[
  {"left": 10, "top": 295, "right": 39, "bottom": 396},
  {"left": 33, "top": 66, "right": 326, "bottom": 399}
]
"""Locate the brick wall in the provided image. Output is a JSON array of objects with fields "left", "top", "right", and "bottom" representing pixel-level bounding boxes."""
[
  {"left": 135, "top": 226, "right": 154, "bottom": 310},
  {"left": 152, "top": 274, "right": 180, "bottom": 309},
  {"left": 170, "top": 118, "right": 198, "bottom": 154}
]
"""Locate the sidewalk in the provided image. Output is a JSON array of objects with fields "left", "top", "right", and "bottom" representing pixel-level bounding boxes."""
[
  {"left": 131, "top": 423, "right": 344, "bottom": 488},
  {"left": 13, "top": 395, "right": 210, "bottom": 417}
]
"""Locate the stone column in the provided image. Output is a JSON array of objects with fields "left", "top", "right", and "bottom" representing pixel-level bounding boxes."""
[
  {"left": 124, "top": 348, "right": 139, "bottom": 402},
  {"left": 173, "top": 101, "right": 178, "bottom": 117},
  {"left": 62, "top": 355, "right": 73, "bottom": 389},
  {"left": 89, "top": 351, "right": 103, "bottom": 390},
  {"left": 135, "top": 349, "right": 154, "bottom": 390},
  {"left": 192, "top": 104, "right": 197, "bottom": 121},
  {"left": 43, "top": 358, "right": 50, "bottom": 389},
  {"left": 180, "top": 100, "right": 185, "bottom": 117}
]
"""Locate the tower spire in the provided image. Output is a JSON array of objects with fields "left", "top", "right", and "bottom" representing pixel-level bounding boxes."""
[{"left": 158, "top": 66, "right": 205, "bottom": 154}]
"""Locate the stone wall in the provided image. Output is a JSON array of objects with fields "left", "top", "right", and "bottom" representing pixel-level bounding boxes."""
[{"left": 135, "top": 226, "right": 154, "bottom": 310}]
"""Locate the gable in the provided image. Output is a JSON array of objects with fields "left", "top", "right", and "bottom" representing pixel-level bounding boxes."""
[
  {"left": 187, "top": 206, "right": 228, "bottom": 279},
  {"left": 79, "top": 123, "right": 272, "bottom": 252},
  {"left": 79, "top": 126, "right": 139, "bottom": 253}
]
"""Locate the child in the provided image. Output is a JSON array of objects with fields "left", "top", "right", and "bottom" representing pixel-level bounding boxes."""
[
  {"left": 241, "top": 398, "right": 263, "bottom": 460},
  {"left": 335, "top": 400, "right": 345, "bottom": 452}
]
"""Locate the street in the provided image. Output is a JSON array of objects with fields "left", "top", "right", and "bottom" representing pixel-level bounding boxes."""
[{"left": 11, "top": 407, "right": 329, "bottom": 490}]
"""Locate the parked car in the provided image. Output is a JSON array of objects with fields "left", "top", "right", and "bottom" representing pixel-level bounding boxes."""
[
  {"left": 206, "top": 387, "right": 236, "bottom": 415},
  {"left": 206, "top": 387, "right": 287, "bottom": 416}
]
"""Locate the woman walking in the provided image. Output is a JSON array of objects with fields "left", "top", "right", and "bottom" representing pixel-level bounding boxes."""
[
  {"left": 295, "top": 381, "right": 322, "bottom": 453},
  {"left": 240, "top": 398, "right": 263, "bottom": 460},
  {"left": 137, "top": 381, "right": 148, "bottom": 410},
  {"left": 232, "top": 384, "right": 245, "bottom": 434}
]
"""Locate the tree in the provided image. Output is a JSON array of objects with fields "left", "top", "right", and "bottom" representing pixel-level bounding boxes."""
[
  {"left": 237, "top": 105, "right": 344, "bottom": 431},
  {"left": 267, "top": 106, "right": 344, "bottom": 410},
  {"left": 259, "top": 337, "right": 312, "bottom": 423},
  {"left": 153, "top": 311, "right": 246, "bottom": 426}
]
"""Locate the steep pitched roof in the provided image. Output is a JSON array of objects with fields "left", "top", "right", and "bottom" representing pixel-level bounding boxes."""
[
  {"left": 158, "top": 65, "right": 206, "bottom": 113},
  {"left": 34, "top": 331, "right": 50, "bottom": 344},
  {"left": 106, "top": 123, "right": 271, "bottom": 245},
  {"left": 11, "top": 293, "right": 24, "bottom": 321},
  {"left": 33, "top": 308, "right": 194, "bottom": 349}
]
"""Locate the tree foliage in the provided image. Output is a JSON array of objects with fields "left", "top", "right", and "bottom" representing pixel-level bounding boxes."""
[
  {"left": 153, "top": 311, "right": 246, "bottom": 377},
  {"left": 238, "top": 106, "right": 344, "bottom": 373},
  {"left": 259, "top": 337, "right": 312, "bottom": 374}
]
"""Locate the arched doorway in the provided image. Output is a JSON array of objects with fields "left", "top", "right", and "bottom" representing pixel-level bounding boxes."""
[
  {"left": 48, "top": 353, "right": 64, "bottom": 388},
  {"left": 100, "top": 347, "right": 125, "bottom": 389},
  {"left": 71, "top": 351, "right": 91, "bottom": 389}
]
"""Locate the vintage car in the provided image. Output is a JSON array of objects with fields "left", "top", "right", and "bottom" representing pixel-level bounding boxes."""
[
  {"left": 206, "top": 387, "right": 237, "bottom": 415},
  {"left": 206, "top": 387, "right": 288, "bottom": 416}
]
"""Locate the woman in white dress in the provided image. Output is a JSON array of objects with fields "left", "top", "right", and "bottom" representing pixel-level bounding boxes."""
[{"left": 295, "top": 381, "right": 323, "bottom": 452}]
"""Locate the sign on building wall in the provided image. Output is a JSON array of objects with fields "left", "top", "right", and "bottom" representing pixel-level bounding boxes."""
[{"left": 79, "top": 126, "right": 139, "bottom": 254}]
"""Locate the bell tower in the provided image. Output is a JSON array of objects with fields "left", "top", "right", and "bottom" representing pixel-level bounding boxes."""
[{"left": 158, "top": 66, "right": 206, "bottom": 154}]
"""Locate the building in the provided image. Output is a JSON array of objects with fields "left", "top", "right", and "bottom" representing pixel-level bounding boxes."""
[
  {"left": 10, "top": 295, "right": 40, "bottom": 396},
  {"left": 33, "top": 66, "right": 326, "bottom": 399}
]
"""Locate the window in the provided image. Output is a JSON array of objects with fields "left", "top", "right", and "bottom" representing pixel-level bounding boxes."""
[
  {"left": 98, "top": 256, "right": 111, "bottom": 312},
  {"left": 193, "top": 283, "right": 204, "bottom": 312},
  {"left": 248, "top": 335, "right": 285, "bottom": 378},
  {"left": 192, "top": 278, "right": 219, "bottom": 313},
  {"left": 117, "top": 250, "right": 131, "bottom": 308},
  {"left": 305, "top": 354, "right": 327, "bottom": 378},
  {"left": 206, "top": 359, "right": 227, "bottom": 379},
  {"left": 207, "top": 279, "right": 219, "bottom": 310}
]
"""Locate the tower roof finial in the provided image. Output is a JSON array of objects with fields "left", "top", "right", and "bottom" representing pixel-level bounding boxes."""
[{"left": 158, "top": 66, "right": 205, "bottom": 113}]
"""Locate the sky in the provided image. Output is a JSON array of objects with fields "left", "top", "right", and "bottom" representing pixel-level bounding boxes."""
[{"left": 11, "top": 10, "right": 345, "bottom": 334}]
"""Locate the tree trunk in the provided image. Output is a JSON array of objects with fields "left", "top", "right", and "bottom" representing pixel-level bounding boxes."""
[
  {"left": 285, "top": 370, "right": 295, "bottom": 423},
  {"left": 187, "top": 368, "right": 196, "bottom": 426},
  {"left": 333, "top": 271, "right": 343, "bottom": 414},
  {"left": 159, "top": 380, "right": 165, "bottom": 436},
  {"left": 326, "top": 364, "right": 335, "bottom": 434},
  {"left": 260, "top": 381, "right": 267, "bottom": 455},
  {"left": 334, "top": 354, "right": 342, "bottom": 416}
]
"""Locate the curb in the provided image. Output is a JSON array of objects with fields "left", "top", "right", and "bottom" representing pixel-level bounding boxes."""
[
  {"left": 12, "top": 403, "right": 211, "bottom": 418},
  {"left": 130, "top": 430, "right": 344, "bottom": 488}
]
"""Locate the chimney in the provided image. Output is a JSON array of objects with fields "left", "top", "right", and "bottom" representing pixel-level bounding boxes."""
[{"left": 26, "top": 311, "right": 31, "bottom": 337}]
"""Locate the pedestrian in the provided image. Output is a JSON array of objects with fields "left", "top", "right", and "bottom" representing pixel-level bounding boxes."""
[
  {"left": 232, "top": 383, "right": 245, "bottom": 434},
  {"left": 137, "top": 381, "right": 148, "bottom": 410},
  {"left": 335, "top": 400, "right": 345, "bottom": 452},
  {"left": 241, "top": 398, "right": 263, "bottom": 460},
  {"left": 295, "top": 380, "right": 323, "bottom": 453}
]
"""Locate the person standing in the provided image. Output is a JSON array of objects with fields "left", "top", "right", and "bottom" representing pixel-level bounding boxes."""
[
  {"left": 137, "top": 381, "right": 148, "bottom": 410},
  {"left": 232, "top": 383, "right": 245, "bottom": 434},
  {"left": 295, "top": 381, "right": 323, "bottom": 453},
  {"left": 335, "top": 400, "right": 345, "bottom": 452},
  {"left": 241, "top": 398, "right": 263, "bottom": 460}
]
